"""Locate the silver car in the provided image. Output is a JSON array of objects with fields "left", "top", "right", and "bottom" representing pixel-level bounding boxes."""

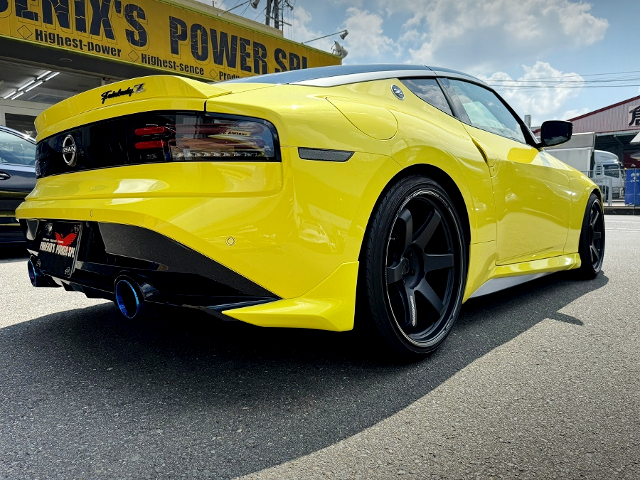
[{"left": 0, "top": 125, "right": 36, "bottom": 246}]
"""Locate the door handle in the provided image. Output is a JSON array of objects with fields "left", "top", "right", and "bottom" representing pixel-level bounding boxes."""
[{"left": 0, "top": 171, "right": 10, "bottom": 180}]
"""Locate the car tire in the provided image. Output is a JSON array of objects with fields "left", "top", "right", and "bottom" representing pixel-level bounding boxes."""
[
  {"left": 359, "top": 175, "right": 467, "bottom": 358},
  {"left": 576, "top": 192, "right": 605, "bottom": 279}
]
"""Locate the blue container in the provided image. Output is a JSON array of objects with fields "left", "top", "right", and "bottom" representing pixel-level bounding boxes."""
[{"left": 625, "top": 169, "right": 640, "bottom": 206}]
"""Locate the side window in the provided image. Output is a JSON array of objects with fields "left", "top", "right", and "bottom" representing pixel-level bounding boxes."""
[
  {"left": 401, "top": 78, "right": 453, "bottom": 116},
  {"left": 445, "top": 79, "right": 527, "bottom": 144},
  {"left": 0, "top": 131, "right": 36, "bottom": 166}
]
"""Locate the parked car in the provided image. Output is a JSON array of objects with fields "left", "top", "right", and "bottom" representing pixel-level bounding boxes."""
[
  {"left": 17, "top": 65, "right": 605, "bottom": 358},
  {"left": 0, "top": 125, "right": 36, "bottom": 246}
]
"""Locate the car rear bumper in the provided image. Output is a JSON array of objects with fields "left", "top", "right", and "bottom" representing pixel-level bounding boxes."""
[
  {"left": 15, "top": 150, "right": 401, "bottom": 331},
  {"left": 20, "top": 219, "right": 358, "bottom": 331},
  {"left": 21, "top": 220, "right": 278, "bottom": 316}
]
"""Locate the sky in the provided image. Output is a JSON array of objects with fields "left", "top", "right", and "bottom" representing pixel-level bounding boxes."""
[{"left": 211, "top": 0, "right": 640, "bottom": 126}]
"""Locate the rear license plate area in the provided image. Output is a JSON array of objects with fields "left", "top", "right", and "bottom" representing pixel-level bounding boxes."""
[{"left": 38, "top": 221, "right": 83, "bottom": 277}]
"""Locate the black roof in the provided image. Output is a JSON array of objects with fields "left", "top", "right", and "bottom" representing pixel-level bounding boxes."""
[{"left": 219, "top": 64, "right": 473, "bottom": 86}]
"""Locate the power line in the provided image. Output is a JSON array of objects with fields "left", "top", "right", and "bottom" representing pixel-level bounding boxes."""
[
  {"left": 495, "top": 69, "right": 640, "bottom": 81},
  {"left": 490, "top": 79, "right": 640, "bottom": 86},
  {"left": 490, "top": 77, "right": 640, "bottom": 85},
  {"left": 491, "top": 84, "right": 640, "bottom": 90},
  {"left": 225, "top": 0, "right": 243, "bottom": 11},
  {"left": 486, "top": 68, "right": 640, "bottom": 91},
  {"left": 252, "top": 5, "right": 267, "bottom": 21},
  {"left": 239, "top": 1, "right": 251, "bottom": 16}
]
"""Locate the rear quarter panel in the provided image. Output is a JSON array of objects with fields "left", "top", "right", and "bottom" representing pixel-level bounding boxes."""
[{"left": 207, "top": 80, "right": 499, "bottom": 299}]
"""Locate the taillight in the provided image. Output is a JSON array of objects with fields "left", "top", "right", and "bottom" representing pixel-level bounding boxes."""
[
  {"left": 131, "top": 113, "right": 278, "bottom": 163},
  {"left": 135, "top": 140, "right": 166, "bottom": 150},
  {"left": 134, "top": 126, "right": 169, "bottom": 136}
]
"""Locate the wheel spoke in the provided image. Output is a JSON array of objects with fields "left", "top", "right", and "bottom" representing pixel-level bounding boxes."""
[
  {"left": 590, "top": 244, "right": 600, "bottom": 263},
  {"left": 414, "top": 211, "right": 441, "bottom": 250},
  {"left": 424, "top": 253, "right": 454, "bottom": 273},
  {"left": 386, "top": 263, "right": 404, "bottom": 284},
  {"left": 402, "top": 284, "right": 418, "bottom": 328},
  {"left": 590, "top": 209, "right": 600, "bottom": 229},
  {"left": 397, "top": 209, "right": 414, "bottom": 249},
  {"left": 414, "top": 278, "right": 445, "bottom": 315}
]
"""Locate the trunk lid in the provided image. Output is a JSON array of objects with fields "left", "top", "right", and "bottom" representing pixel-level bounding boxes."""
[{"left": 35, "top": 76, "right": 269, "bottom": 141}]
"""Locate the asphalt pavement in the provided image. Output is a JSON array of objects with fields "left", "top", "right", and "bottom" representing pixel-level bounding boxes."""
[{"left": 0, "top": 216, "right": 638, "bottom": 479}]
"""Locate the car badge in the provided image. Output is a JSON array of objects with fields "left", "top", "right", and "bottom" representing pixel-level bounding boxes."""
[
  {"left": 101, "top": 83, "right": 146, "bottom": 104},
  {"left": 391, "top": 84, "right": 405, "bottom": 100},
  {"left": 45, "top": 222, "right": 53, "bottom": 235},
  {"left": 61, "top": 134, "right": 77, "bottom": 167}
]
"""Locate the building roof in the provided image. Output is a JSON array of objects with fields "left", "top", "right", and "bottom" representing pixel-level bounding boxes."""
[
  {"left": 537, "top": 94, "right": 640, "bottom": 136},
  {"left": 567, "top": 94, "right": 640, "bottom": 123}
]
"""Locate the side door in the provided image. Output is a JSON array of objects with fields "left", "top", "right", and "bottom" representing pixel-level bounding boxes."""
[
  {"left": 0, "top": 130, "right": 37, "bottom": 241},
  {"left": 441, "top": 78, "right": 572, "bottom": 265}
]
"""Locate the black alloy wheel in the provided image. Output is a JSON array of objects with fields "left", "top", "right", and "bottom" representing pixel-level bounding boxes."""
[
  {"left": 577, "top": 192, "right": 605, "bottom": 279},
  {"left": 360, "top": 175, "right": 467, "bottom": 358}
]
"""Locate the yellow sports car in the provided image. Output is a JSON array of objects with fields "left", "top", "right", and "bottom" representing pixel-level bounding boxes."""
[{"left": 17, "top": 65, "right": 605, "bottom": 357}]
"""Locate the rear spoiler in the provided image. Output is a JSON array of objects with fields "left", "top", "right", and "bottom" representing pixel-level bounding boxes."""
[{"left": 35, "top": 76, "right": 231, "bottom": 141}]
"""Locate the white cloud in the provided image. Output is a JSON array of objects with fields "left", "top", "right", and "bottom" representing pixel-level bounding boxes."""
[
  {"left": 289, "top": 6, "right": 335, "bottom": 52},
  {"left": 398, "top": 28, "right": 425, "bottom": 46},
  {"left": 331, "top": 0, "right": 364, "bottom": 6},
  {"left": 265, "top": 5, "right": 398, "bottom": 62},
  {"left": 380, "top": 0, "right": 608, "bottom": 72},
  {"left": 481, "top": 61, "right": 584, "bottom": 125},
  {"left": 341, "top": 7, "right": 399, "bottom": 63}
]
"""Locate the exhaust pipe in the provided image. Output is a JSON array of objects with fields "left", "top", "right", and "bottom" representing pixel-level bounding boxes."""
[
  {"left": 27, "top": 259, "right": 59, "bottom": 287},
  {"left": 114, "top": 277, "right": 147, "bottom": 319}
]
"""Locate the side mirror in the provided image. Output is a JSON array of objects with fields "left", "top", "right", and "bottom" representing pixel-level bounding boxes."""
[{"left": 540, "top": 120, "right": 573, "bottom": 147}]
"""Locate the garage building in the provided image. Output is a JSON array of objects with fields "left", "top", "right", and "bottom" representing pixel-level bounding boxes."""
[{"left": 563, "top": 95, "right": 640, "bottom": 169}]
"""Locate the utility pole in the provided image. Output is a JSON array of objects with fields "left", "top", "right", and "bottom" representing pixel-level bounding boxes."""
[
  {"left": 273, "top": 0, "right": 280, "bottom": 30},
  {"left": 265, "top": 0, "right": 291, "bottom": 30},
  {"left": 265, "top": 0, "right": 272, "bottom": 26}
]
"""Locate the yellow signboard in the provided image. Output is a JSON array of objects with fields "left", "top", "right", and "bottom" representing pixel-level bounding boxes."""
[{"left": 0, "top": 0, "right": 340, "bottom": 81}]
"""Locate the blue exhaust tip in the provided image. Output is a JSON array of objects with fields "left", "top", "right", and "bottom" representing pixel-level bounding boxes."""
[
  {"left": 27, "top": 259, "right": 58, "bottom": 287},
  {"left": 114, "top": 278, "right": 144, "bottom": 319},
  {"left": 28, "top": 260, "right": 37, "bottom": 286}
]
